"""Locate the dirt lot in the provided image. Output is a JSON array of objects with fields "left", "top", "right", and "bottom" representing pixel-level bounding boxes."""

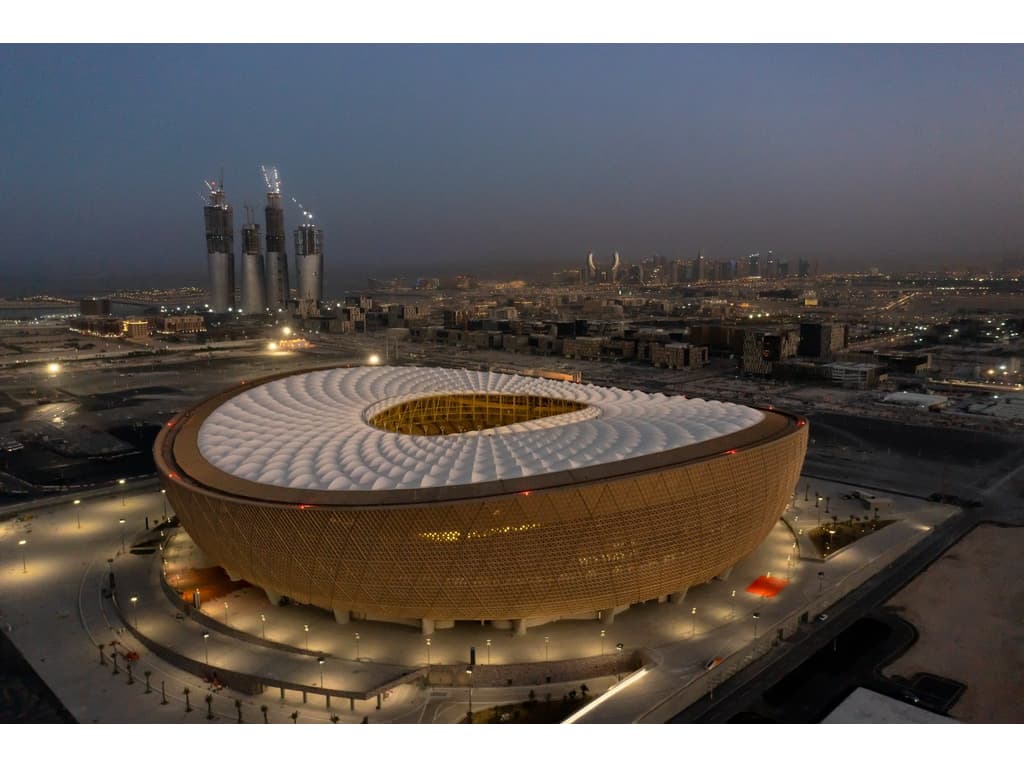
[{"left": 883, "top": 523, "right": 1024, "bottom": 723}]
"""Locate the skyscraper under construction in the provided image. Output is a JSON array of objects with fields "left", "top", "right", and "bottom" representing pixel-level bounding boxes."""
[
  {"left": 294, "top": 219, "right": 323, "bottom": 318},
  {"left": 203, "top": 179, "right": 235, "bottom": 313},
  {"left": 240, "top": 207, "right": 267, "bottom": 315},
  {"left": 262, "top": 166, "right": 290, "bottom": 311}
]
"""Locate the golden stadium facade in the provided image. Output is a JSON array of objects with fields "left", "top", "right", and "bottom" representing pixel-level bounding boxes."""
[{"left": 154, "top": 365, "right": 807, "bottom": 631}]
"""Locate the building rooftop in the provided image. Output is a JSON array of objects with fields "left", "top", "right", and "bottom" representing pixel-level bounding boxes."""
[{"left": 195, "top": 366, "right": 765, "bottom": 493}]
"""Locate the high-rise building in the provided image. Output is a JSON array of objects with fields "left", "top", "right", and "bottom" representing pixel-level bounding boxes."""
[
  {"left": 295, "top": 221, "right": 324, "bottom": 317},
  {"left": 203, "top": 181, "right": 235, "bottom": 313},
  {"left": 240, "top": 208, "right": 267, "bottom": 315},
  {"left": 264, "top": 186, "right": 290, "bottom": 311},
  {"left": 586, "top": 251, "right": 621, "bottom": 284}
]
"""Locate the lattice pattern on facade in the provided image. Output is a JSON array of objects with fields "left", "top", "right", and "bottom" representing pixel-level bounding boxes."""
[{"left": 155, "top": 366, "right": 808, "bottom": 622}]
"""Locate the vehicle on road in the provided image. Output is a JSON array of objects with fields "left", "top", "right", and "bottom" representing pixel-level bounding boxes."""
[
  {"left": 815, "top": 613, "right": 828, "bottom": 622},
  {"left": 705, "top": 657, "right": 724, "bottom": 670}
]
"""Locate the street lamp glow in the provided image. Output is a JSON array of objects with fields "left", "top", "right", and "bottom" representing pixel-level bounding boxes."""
[
  {"left": 46, "top": 362, "right": 61, "bottom": 375},
  {"left": 18, "top": 539, "right": 27, "bottom": 573},
  {"left": 282, "top": 326, "right": 292, "bottom": 337},
  {"left": 304, "top": 623, "right": 310, "bottom": 650},
  {"left": 260, "top": 613, "right": 266, "bottom": 639},
  {"left": 267, "top": 341, "right": 278, "bottom": 351},
  {"left": 74, "top": 498, "right": 82, "bottom": 529},
  {"left": 368, "top": 353, "right": 381, "bottom": 365},
  {"left": 202, "top": 631, "right": 210, "bottom": 664}
]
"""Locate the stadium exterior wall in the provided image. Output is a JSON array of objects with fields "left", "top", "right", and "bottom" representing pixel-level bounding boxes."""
[{"left": 154, "top": 367, "right": 808, "bottom": 623}]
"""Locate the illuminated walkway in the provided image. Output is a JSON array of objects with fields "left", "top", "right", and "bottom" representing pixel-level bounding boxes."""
[{"left": 0, "top": 482, "right": 956, "bottom": 723}]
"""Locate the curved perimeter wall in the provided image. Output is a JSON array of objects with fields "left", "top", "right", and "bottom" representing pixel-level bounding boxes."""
[{"left": 155, "top": 369, "right": 808, "bottom": 623}]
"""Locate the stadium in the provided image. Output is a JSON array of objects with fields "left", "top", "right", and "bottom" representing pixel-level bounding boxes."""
[{"left": 154, "top": 365, "right": 808, "bottom": 633}]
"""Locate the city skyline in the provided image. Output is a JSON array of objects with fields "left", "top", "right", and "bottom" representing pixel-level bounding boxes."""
[{"left": 2, "top": 44, "right": 1023, "bottom": 295}]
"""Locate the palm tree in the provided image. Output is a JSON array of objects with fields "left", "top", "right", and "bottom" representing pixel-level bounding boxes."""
[
  {"left": 183, "top": 687, "right": 192, "bottom": 712},
  {"left": 290, "top": 710, "right": 299, "bottom": 724},
  {"left": 205, "top": 693, "right": 214, "bottom": 720},
  {"left": 261, "top": 704, "right": 269, "bottom": 724}
]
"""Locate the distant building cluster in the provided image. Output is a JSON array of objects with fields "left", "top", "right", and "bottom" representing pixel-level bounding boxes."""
[
  {"left": 552, "top": 251, "right": 817, "bottom": 287},
  {"left": 201, "top": 167, "right": 324, "bottom": 319},
  {"left": 70, "top": 298, "right": 206, "bottom": 339}
]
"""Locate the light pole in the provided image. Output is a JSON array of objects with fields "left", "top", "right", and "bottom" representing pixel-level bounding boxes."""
[
  {"left": 425, "top": 637, "right": 431, "bottom": 666},
  {"left": 600, "top": 629, "right": 606, "bottom": 655},
  {"left": 74, "top": 498, "right": 81, "bottom": 529},
  {"left": 615, "top": 643, "right": 624, "bottom": 681},
  {"left": 730, "top": 589, "right": 737, "bottom": 619},
  {"left": 318, "top": 656, "right": 325, "bottom": 688},
  {"left": 118, "top": 478, "right": 126, "bottom": 506},
  {"left": 354, "top": 632, "right": 360, "bottom": 659},
  {"left": 18, "top": 539, "right": 27, "bottom": 573},
  {"left": 486, "top": 638, "right": 491, "bottom": 664},
  {"left": 223, "top": 602, "right": 229, "bottom": 625},
  {"left": 304, "top": 624, "right": 309, "bottom": 651},
  {"left": 544, "top": 635, "right": 550, "bottom": 662},
  {"left": 130, "top": 595, "right": 138, "bottom": 627},
  {"left": 752, "top": 611, "right": 761, "bottom": 640},
  {"left": 202, "top": 632, "right": 210, "bottom": 665},
  {"left": 161, "top": 489, "right": 167, "bottom": 520},
  {"left": 260, "top": 613, "right": 266, "bottom": 640},
  {"left": 465, "top": 666, "right": 473, "bottom": 723},
  {"left": 118, "top": 518, "right": 126, "bottom": 554},
  {"left": 691, "top": 606, "right": 697, "bottom": 637}
]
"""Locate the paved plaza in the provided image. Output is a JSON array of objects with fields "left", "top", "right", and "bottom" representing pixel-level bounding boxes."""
[{"left": 0, "top": 479, "right": 957, "bottom": 723}]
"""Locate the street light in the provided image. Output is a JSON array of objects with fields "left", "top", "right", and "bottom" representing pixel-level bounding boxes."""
[
  {"left": 47, "top": 362, "right": 61, "bottom": 375},
  {"left": 118, "top": 478, "right": 126, "bottom": 506},
  {"left": 202, "top": 632, "right": 210, "bottom": 665},
  {"left": 304, "top": 624, "right": 310, "bottom": 650},
  {"left": 355, "top": 632, "right": 361, "bottom": 659},
  {"left": 691, "top": 606, "right": 697, "bottom": 636},
  {"left": 18, "top": 539, "right": 27, "bottom": 573},
  {"left": 486, "top": 638, "right": 491, "bottom": 664},
  {"left": 544, "top": 635, "right": 550, "bottom": 662},
  {"left": 466, "top": 666, "right": 473, "bottom": 723},
  {"left": 730, "top": 589, "right": 737, "bottom": 619},
  {"left": 426, "top": 637, "right": 431, "bottom": 666},
  {"left": 260, "top": 613, "right": 266, "bottom": 640},
  {"left": 368, "top": 354, "right": 381, "bottom": 366},
  {"left": 118, "top": 518, "right": 126, "bottom": 554},
  {"left": 74, "top": 498, "right": 81, "bottom": 529},
  {"left": 752, "top": 611, "right": 761, "bottom": 640},
  {"left": 223, "top": 602, "right": 229, "bottom": 625},
  {"left": 129, "top": 595, "right": 138, "bottom": 627},
  {"left": 160, "top": 489, "right": 167, "bottom": 520},
  {"left": 600, "top": 629, "right": 606, "bottom": 655},
  {"left": 318, "top": 657, "right": 326, "bottom": 688},
  {"left": 615, "top": 643, "right": 624, "bottom": 681}
]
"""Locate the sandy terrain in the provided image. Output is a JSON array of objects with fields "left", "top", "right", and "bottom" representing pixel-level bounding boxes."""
[{"left": 884, "top": 523, "right": 1024, "bottom": 723}]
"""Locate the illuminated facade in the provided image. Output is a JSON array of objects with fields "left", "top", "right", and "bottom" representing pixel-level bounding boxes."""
[{"left": 155, "top": 366, "right": 807, "bottom": 632}]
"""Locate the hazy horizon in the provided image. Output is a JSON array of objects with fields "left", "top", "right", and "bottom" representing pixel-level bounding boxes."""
[{"left": 3, "top": 44, "right": 1023, "bottom": 296}]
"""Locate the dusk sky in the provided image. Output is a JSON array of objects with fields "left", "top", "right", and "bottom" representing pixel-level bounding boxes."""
[{"left": 2, "top": 44, "right": 1023, "bottom": 294}]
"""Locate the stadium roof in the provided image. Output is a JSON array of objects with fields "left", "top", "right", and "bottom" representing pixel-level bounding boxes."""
[{"left": 195, "top": 366, "right": 765, "bottom": 493}]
